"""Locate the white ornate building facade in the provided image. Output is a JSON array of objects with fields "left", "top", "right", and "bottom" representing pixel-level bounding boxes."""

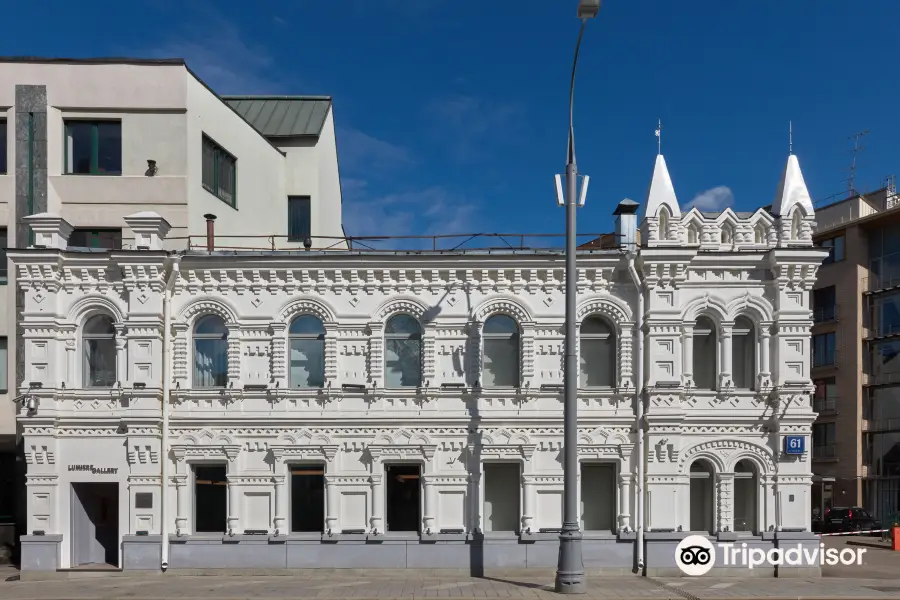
[{"left": 11, "top": 153, "right": 826, "bottom": 575}]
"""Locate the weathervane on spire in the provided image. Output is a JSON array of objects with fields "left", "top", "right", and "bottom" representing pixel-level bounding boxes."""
[
  {"left": 655, "top": 119, "right": 662, "bottom": 155},
  {"left": 789, "top": 120, "right": 793, "bottom": 155}
]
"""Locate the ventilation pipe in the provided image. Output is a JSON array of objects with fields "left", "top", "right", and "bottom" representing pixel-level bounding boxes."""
[
  {"left": 160, "top": 256, "right": 181, "bottom": 572},
  {"left": 203, "top": 214, "right": 216, "bottom": 252}
]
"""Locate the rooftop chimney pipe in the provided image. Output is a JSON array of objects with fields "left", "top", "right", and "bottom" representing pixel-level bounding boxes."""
[{"left": 203, "top": 214, "right": 216, "bottom": 252}]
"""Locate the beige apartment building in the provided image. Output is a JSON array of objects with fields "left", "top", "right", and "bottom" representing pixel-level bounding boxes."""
[
  {"left": 810, "top": 179, "right": 900, "bottom": 522},
  {"left": 0, "top": 57, "right": 346, "bottom": 560}
]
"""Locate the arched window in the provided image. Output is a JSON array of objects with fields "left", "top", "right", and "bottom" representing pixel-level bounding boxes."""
[
  {"left": 289, "top": 315, "right": 325, "bottom": 388},
  {"left": 83, "top": 314, "right": 116, "bottom": 387},
  {"left": 482, "top": 315, "right": 520, "bottom": 387},
  {"left": 385, "top": 314, "right": 422, "bottom": 387},
  {"left": 687, "top": 223, "right": 699, "bottom": 245},
  {"left": 721, "top": 224, "right": 734, "bottom": 245},
  {"left": 754, "top": 224, "right": 766, "bottom": 244},
  {"left": 791, "top": 210, "right": 803, "bottom": 240},
  {"left": 579, "top": 316, "right": 616, "bottom": 388},
  {"left": 658, "top": 208, "right": 670, "bottom": 241},
  {"left": 693, "top": 316, "right": 717, "bottom": 390},
  {"left": 689, "top": 460, "right": 715, "bottom": 533},
  {"left": 732, "top": 316, "right": 755, "bottom": 390},
  {"left": 193, "top": 315, "right": 228, "bottom": 388},
  {"left": 733, "top": 460, "right": 758, "bottom": 534}
]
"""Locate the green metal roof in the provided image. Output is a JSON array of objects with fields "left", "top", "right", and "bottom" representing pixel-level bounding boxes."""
[{"left": 223, "top": 96, "right": 331, "bottom": 138}]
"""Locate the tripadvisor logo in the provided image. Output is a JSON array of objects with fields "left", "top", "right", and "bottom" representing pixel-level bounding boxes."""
[{"left": 675, "top": 535, "right": 866, "bottom": 576}]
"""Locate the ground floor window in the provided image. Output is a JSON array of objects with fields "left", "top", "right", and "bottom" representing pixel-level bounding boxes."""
[
  {"left": 291, "top": 465, "right": 325, "bottom": 532},
  {"left": 689, "top": 460, "right": 715, "bottom": 533},
  {"left": 581, "top": 463, "right": 617, "bottom": 531},
  {"left": 483, "top": 462, "right": 520, "bottom": 532},
  {"left": 385, "top": 464, "right": 420, "bottom": 532},
  {"left": 194, "top": 465, "right": 227, "bottom": 533}
]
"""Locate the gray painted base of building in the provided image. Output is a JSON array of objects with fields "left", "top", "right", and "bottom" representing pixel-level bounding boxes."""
[{"left": 21, "top": 531, "right": 822, "bottom": 577}]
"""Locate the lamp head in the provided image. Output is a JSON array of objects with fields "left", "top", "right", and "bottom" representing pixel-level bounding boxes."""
[{"left": 577, "top": 0, "right": 601, "bottom": 18}]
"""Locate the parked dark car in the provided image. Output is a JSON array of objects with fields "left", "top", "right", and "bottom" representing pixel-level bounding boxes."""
[{"left": 820, "top": 506, "right": 880, "bottom": 534}]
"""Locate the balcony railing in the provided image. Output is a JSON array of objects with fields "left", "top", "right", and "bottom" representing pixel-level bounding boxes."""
[
  {"left": 813, "top": 397, "right": 838, "bottom": 415},
  {"left": 813, "top": 305, "right": 838, "bottom": 324},
  {"left": 813, "top": 444, "right": 840, "bottom": 461}
]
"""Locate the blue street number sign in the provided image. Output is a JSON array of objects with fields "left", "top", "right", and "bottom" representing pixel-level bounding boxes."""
[{"left": 784, "top": 436, "right": 805, "bottom": 455}]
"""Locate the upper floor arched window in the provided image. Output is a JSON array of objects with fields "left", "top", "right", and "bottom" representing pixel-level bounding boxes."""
[
  {"left": 579, "top": 316, "right": 616, "bottom": 388},
  {"left": 693, "top": 316, "right": 717, "bottom": 390},
  {"left": 482, "top": 315, "right": 520, "bottom": 387},
  {"left": 658, "top": 208, "right": 670, "bottom": 241},
  {"left": 754, "top": 224, "right": 766, "bottom": 244},
  {"left": 289, "top": 315, "right": 325, "bottom": 388},
  {"left": 83, "top": 314, "right": 116, "bottom": 387},
  {"left": 791, "top": 210, "right": 803, "bottom": 240},
  {"left": 687, "top": 223, "right": 699, "bottom": 245},
  {"left": 385, "top": 314, "right": 422, "bottom": 388},
  {"left": 721, "top": 224, "right": 734, "bottom": 245},
  {"left": 732, "top": 316, "right": 755, "bottom": 390},
  {"left": 194, "top": 315, "right": 228, "bottom": 388}
]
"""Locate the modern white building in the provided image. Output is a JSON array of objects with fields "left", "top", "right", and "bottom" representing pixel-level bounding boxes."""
[
  {"left": 10, "top": 148, "right": 827, "bottom": 576},
  {"left": 0, "top": 57, "right": 346, "bottom": 558}
]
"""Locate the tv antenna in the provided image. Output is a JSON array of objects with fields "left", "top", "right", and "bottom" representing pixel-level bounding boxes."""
[{"left": 847, "top": 129, "right": 870, "bottom": 197}]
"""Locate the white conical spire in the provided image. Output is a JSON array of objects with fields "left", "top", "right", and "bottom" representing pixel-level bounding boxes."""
[
  {"left": 771, "top": 154, "right": 815, "bottom": 217},
  {"left": 644, "top": 154, "right": 681, "bottom": 218}
]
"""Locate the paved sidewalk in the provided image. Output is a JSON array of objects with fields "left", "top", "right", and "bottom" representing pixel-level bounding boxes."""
[{"left": 3, "top": 571, "right": 900, "bottom": 600}]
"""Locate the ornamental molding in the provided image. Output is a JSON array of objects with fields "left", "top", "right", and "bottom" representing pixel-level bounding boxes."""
[
  {"left": 270, "top": 429, "right": 338, "bottom": 462},
  {"left": 127, "top": 476, "right": 161, "bottom": 485},
  {"left": 374, "top": 296, "right": 430, "bottom": 321},
  {"left": 576, "top": 296, "right": 633, "bottom": 325},
  {"left": 369, "top": 428, "right": 437, "bottom": 461},
  {"left": 172, "top": 429, "right": 241, "bottom": 462},
  {"left": 473, "top": 296, "right": 534, "bottom": 325},
  {"left": 678, "top": 440, "right": 776, "bottom": 474},
  {"left": 276, "top": 297, "right": 337, "bottom": 323},
  {"left": 177, "top": 297, "right": 240, "bottom": 325}
]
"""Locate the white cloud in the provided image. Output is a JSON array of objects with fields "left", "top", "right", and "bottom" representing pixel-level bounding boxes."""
[
  {"left": 687, "top": 186, "right": 734, "bottom": 211},
  {"left": 337, "top": 127, "right": 414, "bottom": 175}
]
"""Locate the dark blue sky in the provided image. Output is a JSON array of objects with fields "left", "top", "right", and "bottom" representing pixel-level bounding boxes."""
[{"left": 3, "top": 0, "right": 898, "bottom": 239}]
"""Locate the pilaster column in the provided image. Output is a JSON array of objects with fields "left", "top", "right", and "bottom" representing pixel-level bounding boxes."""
[
  {"left": 469, "top": 471, "right": 481, "bottom": 533},
  {"left": 521, "top": 475, "right": 535, "bottom": 533},
  {"left": 114, "top": 323, "right": 127, "bottom": 385},
  {"left": 720, "top": 322, "right": 733, "bottom": 389},
  {"left": 324, "top": 473, "right": 339, "bottom": 534},
  {"left": 471, "top": 322, "right": 484, "bottom": 386},
  {"left": 367, "top": 322, "right": 384, "bottom": 386},
  {"left": 323, "top": 322, "right": 339, "bottom": 385},
  {"left": 272, "top": 455, "right": 287, "bottom": 534},
  {"left": 618, "top": 473, "right": 632, "bottom": 532},
  {"left": 681, "top": 325, "right": 694, "bottom": 385},
  {"left": 269, "top": 323, "right": 287, "bottom": 384},
  {"left": 422, "top": 475, "right": 436, "bottom": 534},
  {"left": 226, "top": 472, "right": 240, "bottom": 535},
  {"left": 172, "top": 323, "right": 189, "bottom": 384},
  {"left": 717, "top": 473, "right": 734, "bottom": 533},
  {"left": 759, "top": 326, "right": 771, "bottom": 377},
  {"left": 64, "top": 337, "right": 76, "bottom": 387},
  {"left": 369, "top": 473, "right": 384, "bottom": 534},
  {"left": 174, "top": 475, "right": 189, "bottom": 535},
  {"left": 226, "top": 324, "right": 242, "bottom": 386}
]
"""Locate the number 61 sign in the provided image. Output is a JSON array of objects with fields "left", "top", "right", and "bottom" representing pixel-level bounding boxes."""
[{"left": 783, "top": 436, "right": 806, "bottom": 455}]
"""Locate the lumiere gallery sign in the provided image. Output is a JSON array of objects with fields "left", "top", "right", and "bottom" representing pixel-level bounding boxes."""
[{"left": 68, "top": 464, "right": 119, "bottom": 475}]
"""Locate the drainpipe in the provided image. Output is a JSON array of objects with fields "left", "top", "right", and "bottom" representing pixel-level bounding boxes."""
[
  {"left": 203, "top": 214, "right": 216, "bottom": 252},
  {"left": 626, "top": 253, "right": 645, "bottom": 572},
  {"left": 160, "top": 257, "right": 181, "bottom": 572}
]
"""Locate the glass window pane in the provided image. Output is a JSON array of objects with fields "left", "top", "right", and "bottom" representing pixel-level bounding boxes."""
[
  {"left": 385, "top": 338, "right": 421, "bottom": 387},
  {"left": 202, "top": 139, "right": 216, "bottom": 191},
  {"left": 693, "top": 317, "right": 717, "bottom": 390},
  {"left": 195, "top": 315, "right": 227, "bottom": 336},
  {"left": 290, "top": 339, "right": 325, "bottom": 388},
  {"left": 289, "top": 315, "right": 325, "bottom": 336},
  {"left": 85, "top": 338, "right": 116, "bottom": 387},
  {"left": 0, "top": 228, "right": 6, "bottom": 283},
  {"left": 0, "top": 120, "right": 6, "bottom": 174},
  {"left": 833, "top": 235, "right": 845, "bottom": 262},
  {"left": 483, "top": 338, "right": 518, "bottom": 387},
  {"left": 580, "top": 338, "right": 614, "bottom": 387},
  {"left": 84, "top": 314, "right": 115, "bottom": 335},
  {"left": 96, "top": 122, "right": 122, "bottom": 174},
  {"left": 581, "top": 317, "right": 611, "bottom": 335},
  {"left": 484, "top": 315, "right": 518, "bottom": 335},
  {"left": 67, "top": 122, "right": 93, "bottom": 174},
  {"left": 386, "top": 314, "right": 421, "bottom": 335},
  {"left": 194, "top": 339, "right": 228, "bottom": 387},
  {"left": 288, "top": 196, "right": 312, "bottom": 242}
]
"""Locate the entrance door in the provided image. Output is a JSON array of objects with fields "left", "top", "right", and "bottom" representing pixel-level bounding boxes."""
[
  {"left": 385, "top": 465, "right": 421, "bottom": 532},
  {"left": 71, "top": 483, "right": 119, "bottom": 567}
]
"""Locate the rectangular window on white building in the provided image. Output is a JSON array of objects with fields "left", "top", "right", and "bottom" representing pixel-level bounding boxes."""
[
  {"left": 288, "top": 196, "right": 311, "bottom": 242},
  {"left": 0, "top": 228, "right": 7, "bottom": 284},
  {"left": 0, "top": 119, "right": 6, "bottom": 174},
  {"left": 291, "top": 465, "right": 325, "bottom": 533},
  {"left": 69, "top": 228, "right": 122, "bottom": 250},
  {"left": 201, "top": 135, "right": 237, "bottom": 207},
  {"left": 483, "top": 463, "right": 520, "bottom": 532},
  {"left": 0, "top": 337, "right": 6, "bottom": 393},
  {"left": 580, "top": 463, "right": 616, "bottom": 531},
  {"left": 194, "top": 465, "right": 227, "bottom": 533},
  {"left": 65, "top": 120, "right": 122, "bottom": 175}
]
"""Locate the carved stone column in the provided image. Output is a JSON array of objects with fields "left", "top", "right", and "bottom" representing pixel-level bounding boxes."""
[
  {"left": 618, "top": 473, "right": 632, "bottom": 532},
  {"left": 114, "top": 323, "right": 127, "bottom": 385},
  {"left": 720, "top": 322, "right": 733, "bottom": 389},
  {"left": 369, "top": 473, "right": 384, "bottom": 534},
  {"left": 324, "top": 473, "right": 339, "bottom": 534},
  {"left": 470, "top": 322, "right": 484, "bottom": 387},
  {"left": 269, "top": 323, "right": 287, "bottom": 385},
  {"left": 367, "top": 322, "right": 384, "bottom": 387},
  {"left": 273, "top": 475, "right": 287, "bottom": 534},
  {"left": 681, "top": 325, "right": 694, "bottom": 385},
  {"left": 717, "top": 473, "right": 734, "bottom": 533},
  {"left": 422, "top": 475, "right": 436, "bottom": 535},
  {"left": 521, "top": 475, "right": 536, "bottom": 533},
  {"left": 172, "top": 323, "right": 189, "bottom": 385},
  {"left": 468, "top": 470, "right": 481, "bottom": 533},
  {"left": 174, "top": 475, "right": 189, "bottom": 535},
  {"left": 226, "top": 324, "right": 242, "bottom": 386},
  {"left": 759, "top": 325, "right": 772, "bottom": 379},
  {"left": 324, "top": 322, "right": 339, "bottom": 385},
  {"left": 521, "top": 322, "right": 535, "bottom": 384}
]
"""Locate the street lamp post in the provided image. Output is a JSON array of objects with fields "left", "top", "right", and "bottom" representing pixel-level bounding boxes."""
[{"left": 555, "top": 0, "right": 600, "bottom": 595}]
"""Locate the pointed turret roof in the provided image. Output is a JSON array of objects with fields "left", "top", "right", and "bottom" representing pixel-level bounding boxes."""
[
  {"left": 771, "top": 154, "right": 815, "bottom": 217},
  {"left": 644, "top": 154, "right": 681, "bottom": 218}
]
